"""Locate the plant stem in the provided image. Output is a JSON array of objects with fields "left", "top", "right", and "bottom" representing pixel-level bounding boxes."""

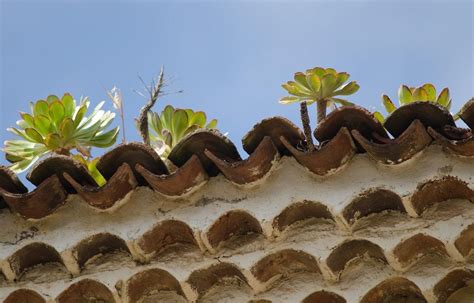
[
  {"left": 120, "top": 109, "right": 126, "bottom": 144},
  {"left": 55, "top": 148, "right": 71, "bottom": 156},
  {"left": 317, "top": 98, "right": 328, "bottom": 124},
  {"left": 300, "top": 101, "right": 315, "bottom": 151}
]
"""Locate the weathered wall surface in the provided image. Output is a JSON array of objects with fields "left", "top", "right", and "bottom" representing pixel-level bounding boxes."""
[{"left": 0, "top": 146, "right": 473, "bottom": 302}]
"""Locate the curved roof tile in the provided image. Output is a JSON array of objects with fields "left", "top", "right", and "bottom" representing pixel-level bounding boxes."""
[
  {"left": 168, "top": 129, "right": 241, "bottom": 176},
  {"left": 242, "top": 116, "right": 304, "bottom": 155},
  {"left": 352, "top": 119, "right": 432, "bottom": 164},
  {"left": 96, "top": 142, "right": 168, "bottom": 186},
  {"left": 282, "top": 127, "right": 356, "bottom": 175},
  {"left": 384, "top": 102, "right": 455, "bottom": 138}
]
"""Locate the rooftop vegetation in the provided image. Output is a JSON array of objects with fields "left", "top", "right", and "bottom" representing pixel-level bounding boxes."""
[
  {"left": 375, "top": 84, "right": 453, "bottom": 123},
  {"left": 2, "top": 94, "right": 118, "bottom": 176},
  {"left": 279, "top": 67, "right": 359, "bottom": 150},
  {"left": 1, "top": 66, "right": 471, "bottom": 185}
]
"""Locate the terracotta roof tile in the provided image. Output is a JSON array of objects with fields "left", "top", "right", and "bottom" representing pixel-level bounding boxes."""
[
  {"left": 56, "top": 279, "right": 116, "bottom": 303},
  {"left": 314, "top": 106, "right": 387, "bottom": 143},
  {"left": 136, "top": 219, "right": 198, "bottom": 259},
  {"left": 251, "top": 249, "right": 321, "bottom": 284},
  {"left": 72, "top": 233, "right": 131, "bottom": 271},
  {"left": 64, "top": 162, "right": 138, "bottom": 209},
  {"left": 242, "top": 117, "right": 304, "bottom": 155},
  {"left": 125, "top": 268, "right": 185, "bottom": 303},
  {"left": 272, "top": 201, "right": 334, "bottom": 234},
  {"left": 282, "top": 127, "right": 356, "bottom": 175},
  {"left": 384, "top": 102, "right": 455, "bottom": 137},
  {"left": 186, "top": 262, "right": 249, "bottom": 299},
  {"left": 0, "top": 175, "right": 67, "bottom": 219},
  {"left": 205, "top": 136, "right": 279, "bottom": 185},
  {"left": 360, "top": 277, "right": 427, "bottom": 303},
  {"left": 459, "top": 98, "right": 474, "bottom": 129},
  {"left": 393, "top": 233, "right": 449, "bottom": 270},
  {"left": 411, "top": 176, "right": 474, "bottom": 215},
  {"left": 136, "top": 154, "right": 208, "bottom": 197},
  {"left": 428, "top": 126, "right": 474, "bottom": 157},
  {"left": 168, "top": 129, "right": 241, "bottom": 176},
  {"left": 96, "top": 142, "right": 168, "bottom": 186},
  {"left": 27, "top": 155, "right": 97, "bottom": 193},
  {"left": 204, "top": 209, "right": 263, "bottom": 252},
  {"left": 7, "top": 242, "right": 65, "bottom": 280},
  {"left": 454, "top": 223, "right": 474, "bottom": 258},
  {"left": 0, "top": 166, "right": 27, "bottom": 208},
  {"left": 352, "top": 119, "right": 432, "bottom": 164},
  {"left": 301, "top": 291, "right": 346, "bottom": 303},
  {"left": 326, "top": 239, "right": 387, "bottom": 278},
  {"left": 342, "top": 188, "right": 405, "bottom": 227},
  {"left": 433, "top": 268, "right": 474, "bottom": 303},
  {"left": 3, "top": 289, "right": 45, "bottom": 303}
]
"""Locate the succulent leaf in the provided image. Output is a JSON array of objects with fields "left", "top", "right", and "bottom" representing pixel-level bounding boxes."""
[
  {"left": 335, "top": 72, "right": 350, "bottom": 88},
  {"left": 422, "top": 84, "right": 436, "bottom": 101},
  {"left": 437, "top": 88, "right": 450, "bottom": 106},
  {"left": 382, "top": 95, "right": 396, "bottom": 113},
  {"left": 171, "top": 109, "right": 189, "bottom": 144},
  {"left": 373, "top": 111, "right": 385, "bottom": 124},
  {"left": 294, "top": 72, "right": 309, "bottom": 89},
  {"left": 321, "top": 74, "right": 337, "bottom": 98},
  {"left": 206, "top": 119, "right": 218, "bottom": 129},
  {"left": 332, "top": 81, "right": 360, "bottom": 96},
  {"left": 20, "top": 113, "right": 35, "bottom": 128},
  {"left": 412, "top": 87, "right": 428, "bottom": 101},
  {"left": 189, "top": 111, "right": 206, "bottom": 127},
  {"left": 146, "top": 105, "right": 218, "bottom": 159},
  {"left": 398, "top": 85, "right": 413, "bottom": 105},
  {"left": 25, "top": 128, "right": 44, "bottom": 144},
  {"left": 279, "top": 96, "right": 300, "bottom": 104},
  {"left": 44, "top": 133, "right": 61, "bottom": 150},
  {"left": 306, "top": 74, "right": 321, "bottom": 92},
  {"left": 329, "top": 98, "right": 354, "bottom": 106},
  {"left": 47, "top": 95, "right": 59, "bottom": 103},
  {"left": 34, "top": 100, "right": 49, "bottom": 117}
]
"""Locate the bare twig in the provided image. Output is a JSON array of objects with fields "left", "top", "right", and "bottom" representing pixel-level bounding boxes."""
[{"left": 137, "top": 67, "right": 166, "bottom": 145}]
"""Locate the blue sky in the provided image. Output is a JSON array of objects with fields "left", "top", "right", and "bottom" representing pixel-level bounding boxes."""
[{"left": 1, "top": 0, "right": 473, "bottom": 172}]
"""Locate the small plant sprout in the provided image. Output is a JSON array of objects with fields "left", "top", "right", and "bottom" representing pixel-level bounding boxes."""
[
  {"left": 375, "top": 84, "right": 452, "bottom": 123},
  {"left": 148, "top": 105, "right": 218, "bottom": 158},
  {"left": 3, "top": 93, "right": 119, "bottom": 179},
  {"left": 107, "top": 86, "right": 126, "bottom": 143},
  {"left": 280, "top": 67, "right": 359, "bottom": 149}
]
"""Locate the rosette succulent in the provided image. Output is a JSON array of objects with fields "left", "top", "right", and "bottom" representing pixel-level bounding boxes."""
[
  {"left": 279, "top": 67, "right": 359, "bottom": 150},
  {"left": 376, "top": 84, "right": 452, "bottom": 123},
  {"left": 147, "top": 105, "right": 217, "bottom": 158},
  {"left": 279, "top": 67, "right": 360, "bottom": 123},
  {"left": 3, "top": 93, "right": 119, "bottom": 173}
]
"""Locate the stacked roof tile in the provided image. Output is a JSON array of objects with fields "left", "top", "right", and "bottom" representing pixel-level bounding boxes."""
[{"left": 0, "top": 102, "right": 473, "bottom": 302}]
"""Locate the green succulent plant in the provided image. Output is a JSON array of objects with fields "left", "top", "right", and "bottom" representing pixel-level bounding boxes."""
[
  {"left": 3, "top": 93, "right": 119, "bottom": 175},
  {"left": 147, "top": 105, "right": 218, "bottom": 158},
  {"left": 279, "top": 67, "right": 360, "bottom": 123},
  {"left": 375, "top": 84, "right": 452, "bottom": 123},
  {"left": 73, "top": 154, "right": 106, "bottom": 186}
]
